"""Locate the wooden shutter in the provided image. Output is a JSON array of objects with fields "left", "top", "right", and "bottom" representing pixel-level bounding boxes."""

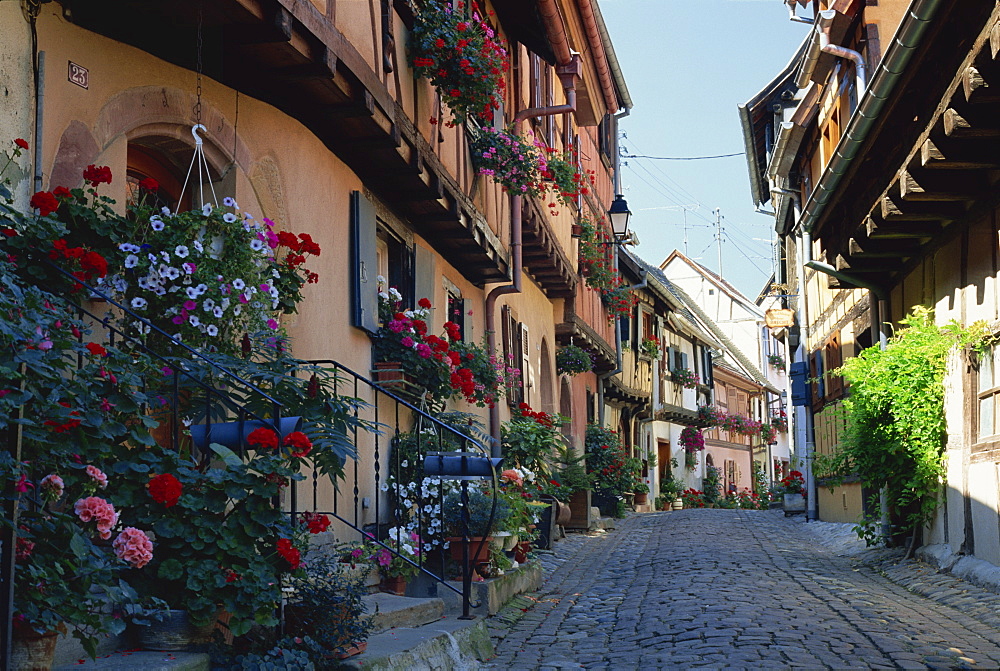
[
  {"left": 350, "top": 191, "right": 378, "bottom": 334},
  {"left": 413, "top": 244, "right": 436, "bottom": 309},
  {"left": 502, "top": 305, "right": 517, "bottom": 405},
  {"left": 810, "top": 349, "right": 825, "bottom": 406},
  {"left": 520, "top": 323, "right": 530, "bottom": 406},
  {"left": 790, "top": 361, "right": 811, "bottom": 406},
  {"left": 826, "top": 332, "right": 844, "bottom": 398}
]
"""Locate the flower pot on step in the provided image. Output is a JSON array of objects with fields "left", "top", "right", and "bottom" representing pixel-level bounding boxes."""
[
  {"left": 379, "top": 575, "right": 408, "bottom": 596},
  {"left": 11, "top": 627, "right": 60, "bottom": 671}
]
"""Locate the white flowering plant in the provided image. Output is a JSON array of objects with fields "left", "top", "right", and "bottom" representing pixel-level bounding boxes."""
[{"left": 105, "top": 196, "right": 319, "bottom": 352}]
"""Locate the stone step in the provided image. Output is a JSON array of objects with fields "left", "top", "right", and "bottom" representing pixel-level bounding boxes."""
[
  {"left": 436, "top": 559, "right": 543, "bottom": 617},
  {"left": 339, "top": 617, "right": 494, "bottom": 670},
  {"left": 55, "top": 651, "right": 209, "bottom": 671},
  {"left": 364, "top": 593, "right": 445, "bottom": 634}
]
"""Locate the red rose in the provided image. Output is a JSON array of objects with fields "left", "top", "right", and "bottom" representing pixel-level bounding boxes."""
[
  {"left": 30, "top": 191, "right": 59, "bottom": 217},
  {"left": 14, "top": 138, "right": 28, "bottom": 150},
  {"left": 82, "top": 164, "right": 112, "bottom": 186},
  {"left": 148, "top": 473, "right": 182, "bottom": 507},
  {"left": 276, "top": 538, "right": 301, "bottom": 569},
  {"left": 247, "top": 427, "right": 279, "bottom": 449}
]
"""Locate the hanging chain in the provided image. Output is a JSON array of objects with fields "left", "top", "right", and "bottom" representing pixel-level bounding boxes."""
[{"left": 194, "top": 3, "right": 204, "bottom": 125}]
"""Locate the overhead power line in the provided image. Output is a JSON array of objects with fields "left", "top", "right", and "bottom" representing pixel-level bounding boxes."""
[{"left": 622, "top": 152, "right": 746, "bottom": 161}]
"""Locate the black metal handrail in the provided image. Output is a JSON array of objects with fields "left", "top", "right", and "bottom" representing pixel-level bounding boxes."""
[{"left": 302, "top": 360, "right": 500, "bottom": 618}]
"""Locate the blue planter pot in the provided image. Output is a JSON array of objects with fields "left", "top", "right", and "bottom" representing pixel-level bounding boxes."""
[{"left": 190, "top": 416, "right": 303, "bottom": 450}]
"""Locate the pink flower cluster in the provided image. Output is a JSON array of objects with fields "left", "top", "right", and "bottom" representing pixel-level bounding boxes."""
[
  {"left": 86, "top": 465, "right": 108, "bottom": 489},
  {"left": 113, "top": 527, "right": 154, "bottom": 568},
  {"left": 39, "top": 473, "right": 64, "bottom": 501},
  {"left": 74, "top": 496, "right": 118, "bottom": 539}
]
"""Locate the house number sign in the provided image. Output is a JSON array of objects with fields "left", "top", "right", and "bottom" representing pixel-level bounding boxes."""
[{"left": 68, "top": 61, "right": 89, "bottom": 89}]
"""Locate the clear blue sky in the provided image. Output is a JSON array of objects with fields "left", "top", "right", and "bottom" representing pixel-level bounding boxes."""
[{"left": 600, "top": 0, "right": 807, "bottom": 298}]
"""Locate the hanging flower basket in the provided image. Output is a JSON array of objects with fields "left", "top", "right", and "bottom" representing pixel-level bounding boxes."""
[{"left": 556, "top": 344, "right": 592, "bottom": 375}]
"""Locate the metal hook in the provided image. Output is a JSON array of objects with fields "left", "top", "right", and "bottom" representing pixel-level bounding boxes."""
[{"left": 190, "top": 123, "right": 207, "bottom": 146}]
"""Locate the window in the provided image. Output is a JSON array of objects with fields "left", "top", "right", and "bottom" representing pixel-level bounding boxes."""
[
  {"left": 126, "top": 144, "right": 186, "bottom": 211},
  {"left": 376, "top": 226, "right": 413, "bottom": 311},
  {"left": 502, "top": 305, "right": 527, "bottom": 407},
  {"left": 977, "top": 348, "right": 1000, "bottom": 441},
  {"left": 598, "top": 114, "right": 615, "bottom": 165},
  {"left": 641, "top": 310, "right": 655, "bottom": 343},
  {"left": 446, "top": 288, "right": 465, "bottom": 341}
]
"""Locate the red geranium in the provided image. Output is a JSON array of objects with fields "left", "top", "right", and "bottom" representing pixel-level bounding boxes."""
[
  {"left": 276, "top": 538, "right": 301, "bottom": 569},
  {"left": 283, "top": 431, "right": 312, "bottom": 458},
  {"left": 138, "top": 177, "right": 159, "bottom": 192},
  {"left": 301, "top": 511, "right": 331, "bottom": 534},
  {"left": 53, "top": 186, "right": 72, "bottom": 199},
  {"left": 148, "top": 473, "right": 183, "bottom": 507},
  {"left": 82, "top": 164, "right": 112, "bottom": 186},
  {"left": 30, "top": 191, "right": 59, "bottom": 217},
  {"left": 247, "top": 427, "right": 279, "bottom": 450},
  {"left": 85, "top": 342, "right": 108, "bottom": 357}
]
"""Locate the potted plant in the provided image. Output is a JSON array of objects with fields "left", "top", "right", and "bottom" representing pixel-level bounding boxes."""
[
  {"left": 284, "top": 555, "right": 375, "bottom": 660},
  {"left": 660, "top": 464, "right": 685, "bottom": 511},
  {"left": 778, "top": 469, "right": 807, "bottom": 516},
  {"left": 442, "top": 489, "right": 511, "bottom": 577},
  {"left": 639, "top": 337, "right": 660, "bottom": 360},
  {"left": 767, "top": 353, "right": 786, "bottom": 372},
  {"left": 555, "top": 343, "right": 593, "bottom": 376},
  {"left": 633, "top": 482, "right": 650, "bottom": 505}
]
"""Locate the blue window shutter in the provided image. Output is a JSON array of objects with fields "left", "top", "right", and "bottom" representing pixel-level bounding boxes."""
[
  {"left": 680, "top": 351, "right": 689, "bottom": 370},
  {"left": 350, "top": 191, "right": 378, "bottom": 334},
  {"left": 790, "top": 361, "right": 810, "bottom": 406}
]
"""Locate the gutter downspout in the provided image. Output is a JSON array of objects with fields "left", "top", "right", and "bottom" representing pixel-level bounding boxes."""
[
  {"left": 486, "top": 60, "right": 579, "bottom": 455},
  {"left": 33, "top": 51, "right": 44, "bottom": 195},
  {"left": 798, "top": 0, "right": 944, "bottom": 236},
  {"left": 819, "top": 22, "right": 867, "bottom": 95},
  {"left": 787, "top": 0, "right": 814, "bottom": 25}
]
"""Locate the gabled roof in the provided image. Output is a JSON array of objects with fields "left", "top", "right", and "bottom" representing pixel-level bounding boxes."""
[
  {"left": 629, "top": 250, "right": 776, "bottom": 393},
  {"left": 738, "top": 35, "right": 810, "bottom": 207},
  {"left": 659, "top": 250, "right": 765, "bottom": 319}
]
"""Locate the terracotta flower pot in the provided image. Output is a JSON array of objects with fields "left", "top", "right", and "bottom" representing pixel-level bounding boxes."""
[
  {"left": 332, "top": 641, "right": 367, "bottom": 660},
  {"left": 446, "top": 536, "right": 492, "bottom": 577},
  {"left": 11, "top": 628, "right": 60, "bottom": 671},
  {"left": 634, "top": 492, "right": 648, "bottom": 505},
  {"left": 380, "top": 575, "right": 408, "bottom": 596},
  {"left": 513, "top": 540, "right": 532, "bottom": 564}
]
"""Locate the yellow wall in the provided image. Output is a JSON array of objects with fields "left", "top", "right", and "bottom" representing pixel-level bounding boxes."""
[{"left": 817, "top": 481, "right": 864, "bottom": 524}]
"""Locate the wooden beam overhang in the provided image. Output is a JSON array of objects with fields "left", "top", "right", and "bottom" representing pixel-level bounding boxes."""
[
  {"left": 555, "top": 313, "right": 616, "bottom": 373},
  {"left": 520, "top": 198, "right": 577, "bottom": 298},
  {"left": 815, "top": 8, "right": 1000, "bottom": 287},
  {"left": 603, "top": 376, "right": 649, "bottom": 406},
  {"left": 62, "top": 0, "right": 509, "bottom": 286}
]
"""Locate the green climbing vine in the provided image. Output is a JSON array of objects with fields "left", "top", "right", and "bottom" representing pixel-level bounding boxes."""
[{"left": 823, "top": 307, "right": 991, "bottom": 539}]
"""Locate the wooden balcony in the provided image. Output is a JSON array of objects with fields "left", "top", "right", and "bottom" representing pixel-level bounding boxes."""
[{"left": 555, "top": 285, "right": 616, "bottom": 372}]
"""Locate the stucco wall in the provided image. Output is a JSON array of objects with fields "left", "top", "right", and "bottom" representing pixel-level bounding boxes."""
[{"left": 0, "top": 2, "right": 34, "bottom": 209}]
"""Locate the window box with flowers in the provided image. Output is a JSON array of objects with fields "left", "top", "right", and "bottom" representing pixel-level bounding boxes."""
[
  {"left": 767, "top": 353, "right": 786, "bottom": 372},
  {"left": 409, "top": 0, "right": 509, "bottom": 124},
  {"left": 537, "top": 147, "right": 594, "bottom": 214},
  {"left": 639, "top": 337, "right": 660, "bottom": 360},
  {"left": 777, "top": 470, "right": 806, "bottom": 516},
  {"left": 468, "top": 125, "right": 542, "bottom": 196},
  {"left": 670, "top": 367, "right": 700, "bottom": 389},
  {"left": 556, "top": 343, "right": 592, "bottom": 375}
]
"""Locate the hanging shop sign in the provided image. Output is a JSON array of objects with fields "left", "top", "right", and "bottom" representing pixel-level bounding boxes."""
[{"left": 764, "top": 309, "right": 796, "bottom": 329}]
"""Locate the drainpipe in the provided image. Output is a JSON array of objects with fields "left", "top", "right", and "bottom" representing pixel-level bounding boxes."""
[
  {"left": 818, "top": 22, "right": 867, "bottom": 95},
  {"left": 786, "top": 0, "right": 813, "bottom": 24},
  {"left": 33, "top": 50, "right": 45, "bottom": 194},
  {"left": 486, "top": 60, "right": 580, "bottom": 456}
]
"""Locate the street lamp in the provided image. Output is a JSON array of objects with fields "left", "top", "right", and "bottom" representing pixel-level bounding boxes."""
[{"left": 608, "top": 194, "right": 632, "bottom": 239}]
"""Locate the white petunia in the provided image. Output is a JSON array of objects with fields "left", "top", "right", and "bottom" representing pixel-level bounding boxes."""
[
  {"left": 251, "top": 301, "right": 263, "bottom": 310},
  {"left": 213, "top": 306, "right": 224, "bottom": 319},
  {"left": 131, "top": 297, "right": 147, "bottom": 310},
  {"left": 147, "top": 253, "right": 158, "bottom": 263},
  {"left": 206, "top": 324, "right": 219, "bottom": 336},
  {"left": 249, "top": 239, "right": 265, "bottom": 252},
  {"left": 272, "top": 269, "right": 280, "bottom": 279},
  {"left": 220, "top": 297, "right": 230, "bottom": 310},
  {"left": 223, "top": 212, "right": 237, "bottom": 223},
  {"left": 195, "top": 283, "right": 207, "bottom": 296},
  {"left": 269, "top": 287, "right": 279, "bottom": 299},
  {"left": 202, "top": 203, "right": 213, "bottom": 216},
  {"left": 223, "top": 197, "right": 237, "bottom": 208},
  {"left": 232, "top": 278, "right": 245, "bottom": 291},
  {"left": 186, "top": 287, "right": 199, "bottom": 300},
  {"left": 174, "top": 245, "right": 189, "bottom": 258},
  {"left": 150, "top": 215, "right": 165, "bottom": 231},
  {"left": 124, "top": 255, "right": 138, "bottom": 269},
  {"left": 203, "top": 298, "right": 216, "bottom": 310},
  {"left": 189, "top": 315, "right": 200, "bottom": 327},
  {"left": 161, "top": 206, "right": 172, "bottom": 216},
  {"left": 192, "top": 240, "right": 204, "bottom": 253},
  {"left": 233, "top": 305, "right": 242, "bottom": 316},
  {"left": 161, "top": 251, "right": 171, "bottom": 263},
  {"left": 119, "top": 243, "right": 139, "bottom": 253}
]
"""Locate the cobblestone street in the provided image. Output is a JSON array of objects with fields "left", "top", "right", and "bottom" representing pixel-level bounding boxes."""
[{"left": 484, "top": 510, "right": 1000, "bottom": 670}]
